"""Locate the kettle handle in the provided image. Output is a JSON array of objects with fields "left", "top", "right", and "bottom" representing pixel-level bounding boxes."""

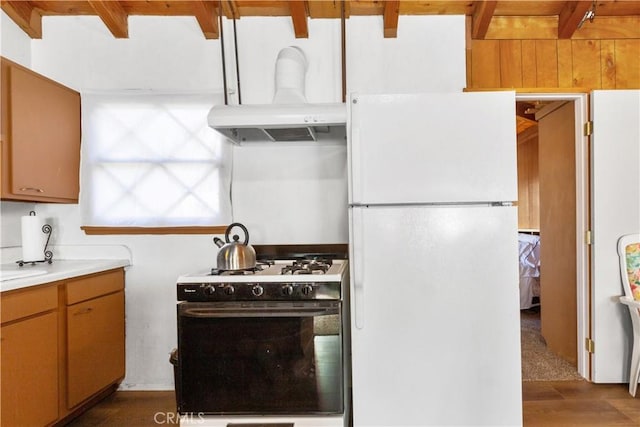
[{"left": 225, "top": 222, "right": 250, "bottom": 245}]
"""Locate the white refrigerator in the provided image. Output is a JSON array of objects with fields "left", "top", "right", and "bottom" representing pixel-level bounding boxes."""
[{"left": 347, "top": 92, "right": 522, "bottom": 426}]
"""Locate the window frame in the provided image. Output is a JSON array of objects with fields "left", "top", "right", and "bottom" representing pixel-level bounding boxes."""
[{"left": 81, "top": 226, "right": 228, "bottom": 235}]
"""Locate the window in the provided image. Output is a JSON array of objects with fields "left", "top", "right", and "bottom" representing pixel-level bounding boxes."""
[{"left": 80, "top": 93, "right": 232, "bottom": 232}]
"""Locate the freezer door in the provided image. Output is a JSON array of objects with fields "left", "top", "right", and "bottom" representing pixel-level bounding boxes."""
[
  {"left": 348, "top": 92, "right": 517, "bottom": 205},
  {"left": 349, "top": 205, "right": 522, "bottom": 427}
]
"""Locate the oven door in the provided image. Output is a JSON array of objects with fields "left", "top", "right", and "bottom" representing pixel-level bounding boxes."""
[{"left": 177, "top": 301, "right": 343, "bottom": 415}]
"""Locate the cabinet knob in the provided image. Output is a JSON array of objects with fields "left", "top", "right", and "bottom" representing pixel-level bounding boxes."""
[
  {"left": 19, "top": 187, "right": 45, "bottom": 193},
  {"left": 73, "top": 307, "right": 93, "bottom": 316}
]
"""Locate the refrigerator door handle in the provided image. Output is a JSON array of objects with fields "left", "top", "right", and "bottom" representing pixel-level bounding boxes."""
[
  {"left": 350, "top": 101, "right": 362, "bottom": 204},
  {"left": 352, "top": 208, "right": 365, "bottom": 329}
]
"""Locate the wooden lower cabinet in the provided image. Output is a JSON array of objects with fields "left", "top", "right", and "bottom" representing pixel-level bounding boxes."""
[
  {"left": 0, "top": 268, "right": 125, "bottom": 426},
  {"left": 67, "top": 290, "right": 125, "bottom": 408},
  {"left": 1, "top": 311, "right": 59, "bottom": 427}
]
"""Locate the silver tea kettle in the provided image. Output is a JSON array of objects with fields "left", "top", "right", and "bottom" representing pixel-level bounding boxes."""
[{"left": 213, "top": 223, "right": 257, "bottom": 271}]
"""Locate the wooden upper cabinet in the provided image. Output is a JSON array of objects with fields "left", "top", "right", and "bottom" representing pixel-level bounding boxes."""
[{"left": 1, "top": 57, "right": 80, "bottom": 203}]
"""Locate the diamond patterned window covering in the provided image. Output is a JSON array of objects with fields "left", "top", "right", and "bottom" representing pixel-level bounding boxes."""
[{"left": 81, "top": 93, "right": 232, "bottom": 227}]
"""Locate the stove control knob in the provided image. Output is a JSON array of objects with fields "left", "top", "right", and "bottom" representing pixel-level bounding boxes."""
[
  {"left": 281, "top": 284, "right": 294, "bottom": 296},
  {"left": 251, "top": 284, "right": 264, "bottom": 297},
  {"left": 301, "top": 284, "right": 313, "bottom": 296},
  {"left": 223, "top": 285, "right": 235, "bottom": 296},
  {"left": 203, "top": 284, "right": 216, "bottom": 295}
]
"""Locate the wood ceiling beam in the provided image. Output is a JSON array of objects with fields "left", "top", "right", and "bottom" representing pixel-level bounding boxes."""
[
  {"left": 472, "top": 1, "right": 497, "bottom": 39},
  {"left": 88, "top": 0, "right": 129, "bottom": 38},
  {"left": 558, "top": 1, "right": 593, "bottom": 39},
  {"left": 383, "top": 0, "right": 399, "bottom": 38},
  {"left": 1, "top": 1, "right": 43, "bottom": 39},
  {"left": 289, "top": 1, "right": 309, "bottom": 38},
  {"left": 4, "top": 0, "right": 638, "bottom": 41},
  {"left": 192, "top": 1, "right": 219, "bottom": 39}
]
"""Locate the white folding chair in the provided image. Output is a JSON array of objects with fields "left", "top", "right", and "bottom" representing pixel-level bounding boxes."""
[{"left": 618, "top": 234, "right": 640, "bottom": 396}]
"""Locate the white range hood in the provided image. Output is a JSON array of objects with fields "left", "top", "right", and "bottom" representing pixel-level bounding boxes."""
[
  {"left": 207, "top": 46, "right": 346, "bottom": 144},
  {"left": 207, "top": 102, "right": 346, "bottom": 144}
]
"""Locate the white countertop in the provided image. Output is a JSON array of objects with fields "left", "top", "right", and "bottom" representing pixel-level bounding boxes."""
[
  {"left": 0, "top": 259, "right": 131, "bottom": 292},
  {"left": 0, "top": 245, "right": 132, "bottom": 292}
]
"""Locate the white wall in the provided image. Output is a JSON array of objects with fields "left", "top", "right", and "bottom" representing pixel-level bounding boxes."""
[
  {"left": 0, "top": 202, "right": 35, "bottom": 251},
  {"left": 31, "top": 16, "right": 222, "bottom": 91},
  {"left": 1, "top": 11, "right": 31, "bottom": 65},
  {"left": 346, "top": 16, "right": 465, "bottom": 93},
  {"left": 3, "top": 13, "right": 466, "bottom": 389}
]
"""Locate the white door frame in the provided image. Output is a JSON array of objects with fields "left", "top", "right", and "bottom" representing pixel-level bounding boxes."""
[{"left": 516, "top": 92, "right": 590, "bottom": 379}]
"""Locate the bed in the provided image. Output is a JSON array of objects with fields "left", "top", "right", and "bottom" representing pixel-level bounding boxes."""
[{"left": 518, "top": 232, "right": 541, "bottom": 309}]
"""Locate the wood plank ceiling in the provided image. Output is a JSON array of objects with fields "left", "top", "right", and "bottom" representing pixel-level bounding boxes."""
[{"left": 3, "top": 1, "right": 640, "bottom": 40}]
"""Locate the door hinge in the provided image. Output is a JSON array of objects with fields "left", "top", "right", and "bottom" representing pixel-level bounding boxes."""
[
  {"left": 586, "top": 338, "right": 595, "bottom": 353},
  {"left": 584, "top": 121, "right": 593, "bottom": 136},
  {"left": 585, "top": 230, "right": 593, "bottom": 245}
]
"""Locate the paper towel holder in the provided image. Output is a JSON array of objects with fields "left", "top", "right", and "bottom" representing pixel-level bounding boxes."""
[{"left": 17, "top": 211, "right": 53, "bottom": 267}]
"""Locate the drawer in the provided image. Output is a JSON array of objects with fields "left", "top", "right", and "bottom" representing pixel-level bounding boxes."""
[
  {"left": 1, "top": 284, "right": 58, "bottom": 324},
  {"left": 66, "top": 269, "right": 124, "bottom": 305}
]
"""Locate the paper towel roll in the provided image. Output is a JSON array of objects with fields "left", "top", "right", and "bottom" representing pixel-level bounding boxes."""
[{"left": 21, "top": 213, "right": 45, "bottom": 262}]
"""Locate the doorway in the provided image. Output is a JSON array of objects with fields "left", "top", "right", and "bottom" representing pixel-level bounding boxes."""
[{"left": 515, "top": 93, "right": 590, "bottom": 380}]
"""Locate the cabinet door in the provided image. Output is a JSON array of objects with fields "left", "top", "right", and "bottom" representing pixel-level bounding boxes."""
[
  {"left": 1, "top": 311, "right": 59, "bottom": 427},
  {"left": 66, "top": 290, "right": 125, "bottom": 408},
  {"left": 8, "top": 63, "right": 80, "bottom": 201}
]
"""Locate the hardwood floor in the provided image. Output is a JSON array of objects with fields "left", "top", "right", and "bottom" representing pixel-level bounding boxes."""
[
  {"left": 523, "top": 381, "right": 639, "bottom": 426},
  {"left": 64, "top": 391, "right": 177, "bottom": 426},
  {"left": 65, "top": 381, "right": 639, "bottom": 426}
]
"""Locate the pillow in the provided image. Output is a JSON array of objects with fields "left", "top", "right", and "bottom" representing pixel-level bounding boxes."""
[{"left": 626, "top": 243, "right": 640, "bottom": 300}]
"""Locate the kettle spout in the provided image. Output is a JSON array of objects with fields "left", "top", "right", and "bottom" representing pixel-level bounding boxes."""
[{"left": 213, "top": 237, "right": 225, "bottom": 248}]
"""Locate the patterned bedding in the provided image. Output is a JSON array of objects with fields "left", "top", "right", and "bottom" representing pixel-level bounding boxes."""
[{"left": 519, "top": 233, "right": 541, "bottom": 309}]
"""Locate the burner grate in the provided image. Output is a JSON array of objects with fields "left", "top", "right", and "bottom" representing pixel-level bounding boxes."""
[{"left": 281, "top": 258, "right": 332, "bottom": 275}]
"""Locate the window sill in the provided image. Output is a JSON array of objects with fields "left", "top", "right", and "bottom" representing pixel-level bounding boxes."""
[{"left": 81, "top": 226, "right": 228, "bottom": 235}]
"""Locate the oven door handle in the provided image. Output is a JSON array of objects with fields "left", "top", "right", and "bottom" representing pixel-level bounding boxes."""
[{"left": 181, "top": 306, "right": 339, "bottom": 318}]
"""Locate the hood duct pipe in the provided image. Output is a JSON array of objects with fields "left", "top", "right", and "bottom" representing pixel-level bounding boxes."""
[{"left": 273, "top": 46, "right": 308, "bottom": 104}]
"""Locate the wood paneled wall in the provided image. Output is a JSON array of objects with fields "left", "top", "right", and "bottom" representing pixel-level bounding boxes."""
[
  {"left": 466, "top": 16, "right": 640, "bottom": 90},
  {"left": 517, "top": 126, "right": 540, "bottom": 230},
  {"left": 469, "top": 39, "right": 639, "bottom": 89}
]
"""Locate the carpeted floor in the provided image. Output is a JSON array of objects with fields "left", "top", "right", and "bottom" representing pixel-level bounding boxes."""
[{"left": 521, "top": 308, "right": 583, "bottom": 381}]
